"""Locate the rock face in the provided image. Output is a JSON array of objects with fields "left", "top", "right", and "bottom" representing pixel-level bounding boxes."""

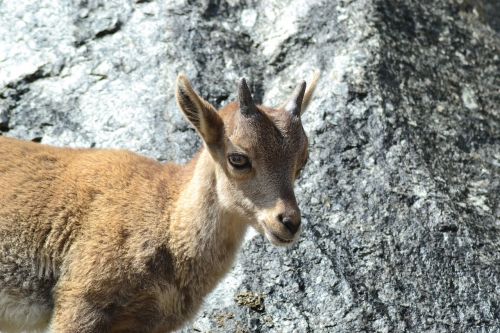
[{"left": 0, "top": 0, "right": 498, "bottom": 332}]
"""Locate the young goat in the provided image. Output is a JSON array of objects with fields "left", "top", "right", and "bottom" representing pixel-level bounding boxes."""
[{"left": 0, "top": 73, "right": 319, "bottom": 333}]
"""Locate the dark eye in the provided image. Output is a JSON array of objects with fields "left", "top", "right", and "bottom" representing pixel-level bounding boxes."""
[{"left": 228, "top": 154, "right": 251, "bottom": 169}]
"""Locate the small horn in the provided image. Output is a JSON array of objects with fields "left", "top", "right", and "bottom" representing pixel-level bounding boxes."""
[
  {"left": 238, "top": 78, "right": 256, "bottom": 116},
  {"left": 285, "top": 81, "right": 306, "bottom": 117}
]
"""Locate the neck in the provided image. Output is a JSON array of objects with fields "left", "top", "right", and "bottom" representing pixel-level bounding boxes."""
[{"left": 170, "top": 149, "right": 248, "bottom": 293}]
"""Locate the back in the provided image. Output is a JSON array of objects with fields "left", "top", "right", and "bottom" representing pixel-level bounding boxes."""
[
  {"left": 0, "top": 136, "right": 77, "bottom": 331},
  {"left": 0, "top": 136, "right": 174, "bottom": 274},
  {"left": 0, "top": 136, "right": 179, "bottom": 332},
  {"left": 0, "top": 136, "right": 76, "bottom": 218}
]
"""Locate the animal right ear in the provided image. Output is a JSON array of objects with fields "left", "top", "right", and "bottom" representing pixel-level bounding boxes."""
[{"left": 176, "top": 74, "right": 224, "bottom": 145}]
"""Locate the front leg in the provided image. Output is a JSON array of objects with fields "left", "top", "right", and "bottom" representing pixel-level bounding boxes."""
[
  {"left": 50, "top": 283, "right": 113, "bottom": 333},
  {"left": 51, "top": 281, "right": 171, "bottom": 333},
  {"left": 49, "top": 238, "right": 127, "bottom": 333}
]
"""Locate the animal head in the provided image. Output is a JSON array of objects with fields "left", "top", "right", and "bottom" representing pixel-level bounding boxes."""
[{"left": 176, "top": 73, "right": 318, "bottom": 246}]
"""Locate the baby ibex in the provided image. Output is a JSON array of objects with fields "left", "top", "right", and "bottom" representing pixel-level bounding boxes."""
[{"left": 0, "top": 73, "right": 319, "bottom": 333}]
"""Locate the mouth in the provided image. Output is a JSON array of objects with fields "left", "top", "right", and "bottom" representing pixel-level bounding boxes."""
[{"left": 263, "top": 228, "right": 296, "bottom": 247}]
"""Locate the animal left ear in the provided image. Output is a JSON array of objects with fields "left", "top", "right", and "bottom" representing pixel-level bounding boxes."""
[
  {"left": 176, "top": 74, "right": 224, "bottom": 146},
  {"left": 284, "top": 81, "right": 306, "bottom": 117},
  {"left": 285, "top": 70, "right": 321, "bottom": 116}
]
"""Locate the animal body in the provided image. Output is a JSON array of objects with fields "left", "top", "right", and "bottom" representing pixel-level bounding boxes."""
[{"left": 0, "top": 73, "right": 319, "bottom": 332}]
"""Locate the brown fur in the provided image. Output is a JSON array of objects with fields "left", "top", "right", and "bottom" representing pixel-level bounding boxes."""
[{"left": 0, "top": 73, "right": 319, "bottom": 332}]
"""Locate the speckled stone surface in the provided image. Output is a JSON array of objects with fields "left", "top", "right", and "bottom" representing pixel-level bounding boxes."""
[{"left": 0, "top": 0, "right": 498, "bottom": 332}]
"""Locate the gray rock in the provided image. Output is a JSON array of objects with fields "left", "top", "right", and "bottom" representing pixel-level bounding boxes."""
[{"left": 0, "top": 0, "right": 498, "bottom": 332}]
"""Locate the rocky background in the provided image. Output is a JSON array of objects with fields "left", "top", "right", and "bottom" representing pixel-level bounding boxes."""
[{"left": 1, "top": 0, "right": 499, "bottom": 332}]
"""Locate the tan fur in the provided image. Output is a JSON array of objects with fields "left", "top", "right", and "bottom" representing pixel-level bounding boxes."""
[{"left": 0, "top": 74, "right": 318, "bottom": 333}]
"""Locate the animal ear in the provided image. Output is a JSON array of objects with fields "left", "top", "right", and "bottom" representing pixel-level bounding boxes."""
[
  {"left": 176, "top": 74, "right": 224, "bottom": 145},
  {"left": 300, "top": 70, "right": 320, "bottom": 115},
  {"left": 283, "top": 70, "right": 320, "bottom": 116},
  {"left": 284, "top": 81, "right": 306, "bottom": 117}
]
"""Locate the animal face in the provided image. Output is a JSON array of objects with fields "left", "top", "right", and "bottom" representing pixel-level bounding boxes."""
[{"left": 176, "top": 75, "right": 316, "bottom": 246}]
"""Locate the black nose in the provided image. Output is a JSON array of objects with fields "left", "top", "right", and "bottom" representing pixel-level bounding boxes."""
[{"left": 278, "top": 214, "right": 300, "bottom": 234}]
